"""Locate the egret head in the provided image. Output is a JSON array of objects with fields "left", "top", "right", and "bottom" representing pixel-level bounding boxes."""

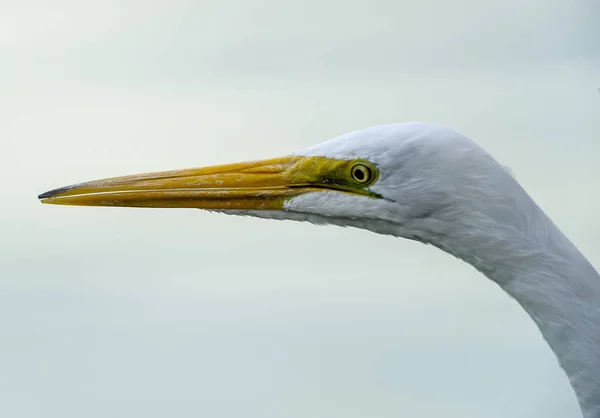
[
  {"left": 37, "top": 123, "right": 600, "bottom": 416},
  {"left": 39, "top": 123, "right": 529, "bottom": 256}
]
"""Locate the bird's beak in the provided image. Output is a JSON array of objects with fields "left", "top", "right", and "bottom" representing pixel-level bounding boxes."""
[{"left": 38, "top": 156, "right": 366, "bottom": 210}]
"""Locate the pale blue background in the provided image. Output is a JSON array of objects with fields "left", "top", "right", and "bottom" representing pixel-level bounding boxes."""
[{"left": 1, "top": 1, "right": 599, "bottom": 417}]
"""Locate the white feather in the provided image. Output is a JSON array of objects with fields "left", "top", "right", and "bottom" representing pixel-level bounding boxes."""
[{"left": 227, "top": 123, "right": 600, "bottom": 417}]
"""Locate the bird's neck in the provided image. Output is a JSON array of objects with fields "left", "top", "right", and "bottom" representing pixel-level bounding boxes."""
[{"left": 461, "top": 217, "right": 600, "bottom": 418}]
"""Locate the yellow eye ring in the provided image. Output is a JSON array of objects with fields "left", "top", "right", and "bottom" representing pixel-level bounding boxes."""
[{"left": 349, "top": 162, "right": 376, "bottom": 185}]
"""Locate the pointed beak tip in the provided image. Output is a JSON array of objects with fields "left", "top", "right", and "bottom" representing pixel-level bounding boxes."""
[{"left": 38, "top": 186, "right": 72, "bottom": 200}]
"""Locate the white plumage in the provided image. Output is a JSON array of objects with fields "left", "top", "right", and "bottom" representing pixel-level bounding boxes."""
[{"left": 233, "top": 123, "right": 600, "bottom": 417}]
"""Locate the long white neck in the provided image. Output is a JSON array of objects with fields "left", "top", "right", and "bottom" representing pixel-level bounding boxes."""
[
  {"left": 270, "top": 186, "right": 600, "bottom": 415},
  {"left": 457, "top": 212, "right": 600, "bottom": 418}
]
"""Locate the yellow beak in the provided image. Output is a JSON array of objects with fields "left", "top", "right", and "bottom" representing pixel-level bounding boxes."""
[{"left": 38, "top": 156, "right": 377, "bottom": 210}]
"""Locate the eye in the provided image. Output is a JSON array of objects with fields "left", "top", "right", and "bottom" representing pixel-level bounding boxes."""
[{"left": 350, "top": 163, "right": 374, "bottom": 185}]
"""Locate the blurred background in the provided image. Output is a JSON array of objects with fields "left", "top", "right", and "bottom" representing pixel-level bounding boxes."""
[{"left": 1, "top": 1, "right": 599, "bottom": 417}]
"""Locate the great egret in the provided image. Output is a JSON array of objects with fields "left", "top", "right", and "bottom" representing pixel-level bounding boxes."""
[{"left": 39, "top": 123, "right": 600, "bottom": 417}]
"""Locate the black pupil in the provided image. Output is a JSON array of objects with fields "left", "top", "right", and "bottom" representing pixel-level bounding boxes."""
[{"left": 354, "top": 167, "right": 366, "bottom": 181}]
